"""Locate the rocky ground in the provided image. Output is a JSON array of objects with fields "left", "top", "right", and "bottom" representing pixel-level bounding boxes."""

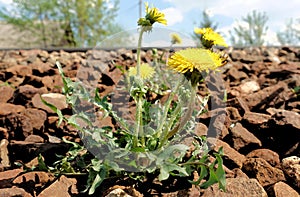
[{"left": 0, "top": 47, "right": 299, "bottom": 197}]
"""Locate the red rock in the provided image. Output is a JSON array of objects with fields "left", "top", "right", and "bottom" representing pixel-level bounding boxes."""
[
  {"left": 0, "top": 103, "right": 25, "bottom": 116},
  {"left": 209, "top": 138, "right": 246, "bottom": 169},
  {"left": 0, "top": 186, "right": 32, "bottom": 197},
  {"left": 228, "top": 67, "right": 248, "bottom": 81},
  {"left": 244, "top": 82, "right": 287, "bottom": 110},
  {"left": 267, "top": 108, "right": 300, "bottom": 130},
  {"left": 228, "top": 123, "right": 262, "bottom": 151},
  {"left": 0, "top": 85, "right": 14, "bottom": 103},
  {"left": 32, "top": 93, "right": 67, "bottom": 113},
  {"left": 281, "top": 156, "right": 300, "bottom": 189},
  {"left": 0, "top": 127, "right": 9, "bottom": 139},
  {"left": 30, "top": 61, "right": 54, "bottom": 75},
  {"left": 243, "top": 111, "right": 271, "bottom": 125},
  {"left": 195, "top": 122, "right": 208, "bottom": 136},
  {"left": 41, "top": 76, "right": 54, "bottom": 89},
  {"left": 227, "top": 97, "right": 250, "bottom": 116},
  {"left": 18, "top": 84, "right": 47, "bottom": 100},
  {"left": 6, "top": 65, "right": 32, "bottom": 76},
  {"left": 225, "top": 107, "right": 242, "bottom": 122},
  {"left": 37, "top": 175, "right": 78, "bottom": 197},
  {"left": 242, "top": 158, "right": 286, "bottom": 187},
  {"left": 270, "top": 181, "right": 300, "bottom": 197},
  {"left": 13, "top": 171, "right": 55, "bottom": 187},
  {"left": 201, "top": 178, "right": 267, "bottom": 197},
  {"left": 0, "top": 168, "right": 23, "bottom": 188},
  {"left": 239, "top": 80, "right": 260, "bottom": 94},
  {"left": 23, "top": 108, "right": 47, "bottom": 130},
  {"left": 25, "top": 135, "right": 44, "bottom": 143},
  {"left": 0, "top": 139, "right": 10, "bottom": 168},
  {"left": 246, "top": 149, "right": 280, "bottom": 167}
]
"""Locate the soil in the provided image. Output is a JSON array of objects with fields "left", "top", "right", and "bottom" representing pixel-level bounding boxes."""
[{"left": 0, "top": 47, "right": 299, "bottom": 197}]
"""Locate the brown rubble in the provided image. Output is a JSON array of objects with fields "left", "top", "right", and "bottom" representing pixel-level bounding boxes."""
[{"left": 0, "top": 47, "right": 299, "bottom": 196}]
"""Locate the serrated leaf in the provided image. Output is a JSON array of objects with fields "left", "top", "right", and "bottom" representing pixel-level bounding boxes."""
[
  {"left": 215, "top": 149, "right": 226, "bottom": 191},
  {"left": 159, "top": 165, "right": 169, "bottom": 181},
  {"left": 189, "top": 165, "right": 208, "bottom": 185},
  {"left": 200, "top": 167, "right": 219, "bottom": 189}
]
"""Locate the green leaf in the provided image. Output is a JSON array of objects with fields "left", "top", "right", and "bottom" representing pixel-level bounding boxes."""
[
  {"left": 200, "top": 167, "right": 219, "bottom": 189},
  {"left": 40, "top": 96, "right": 64, "bottom": 126},
  {"left": 37, "top": 154, "right": 48, "bottom": 171},
  {"left": 159, "top": 165, "right": 170, "bottom": 181},
  {"left": 88, "top": 172, "right": 104, "bottom": 195},
  {"left": 189, "top": 165, "right": 208, "bottom": 185},
  {"left": 215, "top": 148, "right": 226, "bottom": 191}
]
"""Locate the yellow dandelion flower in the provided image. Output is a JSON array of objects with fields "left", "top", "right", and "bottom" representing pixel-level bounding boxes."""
[
  {"left": 138, "top": 2, "right": 167, "bottom": 27},
  {"left": 128, "top": 63, "right": 155, "bottom": 80},
  {"left": 194, "top": 27, "right": 228, "bottom": 47},
  {"left": 170, "top": 33, "right": 182, "bottom": 45},
  {"left": 167, "top": 48, "right": 224, "bottom": 74}
]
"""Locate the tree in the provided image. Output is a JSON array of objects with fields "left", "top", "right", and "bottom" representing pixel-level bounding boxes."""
[
  {"left": 0, "top": 0, "right": 121, "bottom": 47},
  {"left": 277, "top": 18, "right": 300, "bottom": 45},
  {"left": 229, "top": 10, "right": 268, "bottom": 47},
  {"left": 192, "top": 9, "right": 218, "bottom": 46}
]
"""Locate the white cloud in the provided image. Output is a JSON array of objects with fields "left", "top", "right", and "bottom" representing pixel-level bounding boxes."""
[
  {"left": 162, "top": 0, "right": 205, "bottom": 12},
  {"left": 162, "top": 7, "right": 183, "bottom": 26}
]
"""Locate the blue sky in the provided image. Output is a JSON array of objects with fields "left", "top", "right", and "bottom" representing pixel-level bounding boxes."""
[{"left": 116, "top": 0, "right": 300, "bottom": 45}]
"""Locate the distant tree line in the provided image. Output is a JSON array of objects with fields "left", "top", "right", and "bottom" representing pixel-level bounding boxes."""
[
  {"left": 194, "top": 9, "right": 300, "bottom": 47},
  {"left": 0, "top": 0, "right": 124, "bottom": 48}
]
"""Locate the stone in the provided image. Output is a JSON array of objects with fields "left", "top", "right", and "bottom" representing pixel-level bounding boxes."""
[
  {"left": 30, "top": 62, "right": 54, "bottom": 75},
  {"left": 195, "top": 122, "right": 208, "bottom": 136},
  {"left": 246, "top": 149, "right": 280, "bottom": 167},
  {"left": 201, "top": 178, "right": 267, "bottom": 197},
  {"left": 0, "top": 168, "right": 23, "bottom": 188},
  {"left": 23, "top": 108, "right": 47, "bottom": 130},
  {"left": 6, "top": 65, "right": 32, "bottom": 76},
  {"left": 0, "top": 127, "right": 9, "bottom": 139},
  {"left": 228, "top": 67, "right": 248, "bottom": 81},
  {"left": 32, "top": 93, "right": 67, "bottom": 113},
  {"left": 105, "top": 188, "right": 132, "bottom": 197},
  {"left": 13, "top": 171, "right": 55, "bottom": 188},
  {"left": 25, "top": 135, "right": 44, "bottom": 143},
  {"left": 269, "top": 181, "right": 300, "bottom": 197},
  {"left": 243, "top": 111, "right": 271, "bottom": 125},
  {"left": 282, "top": 156, "right": 300, "bottom": 189},
  {"left": 37, "top": 175, "right": 78, "bottom": 197},
  {"left": 41, "top": 76, "right": 54, "bottom": 89},
  {"left": 227, "top": 97, "right": 250, "bottom": 116},
  {"left": 0, "top": 85, "right": 14, "bottom": 103},
  {"left": 242, "top": 158, "right": 286, "bottom": 187},
  {"left": 0, "top": 103, "right": 25, "bottom": 116},
  {"left": 18, "top": 84, "right": 47, "bottom": 100},
  {"left": 244, "top": 82, "right": 287, "bottom": 110},
  {"left": 209, "top": 138, "right": 246, "bottom": 169},
  {"left": 228, "top": 123, "right": 262, "bottom": 152},
  {"left": 0, "top": 186, "right": 32, "bottom": 197},
  {"left": 239, "top": 80, "right": 260, "bottom": 94},
  {"left": 267, "top": 108, "right": 300, "bottom": 130},
  {"left": 225, "top": 107, "right": 242, "bottom": 122},
  {"left": 0, "top": 139, "right": 10, "bottom": 168}
]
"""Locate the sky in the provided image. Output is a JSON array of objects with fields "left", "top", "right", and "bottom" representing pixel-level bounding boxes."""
[
  {"left": 116, "top": 0, "right": 300, "bottom": 46},
  {"left": 0, "top": 0, "right": 299, "bottom": 46}
]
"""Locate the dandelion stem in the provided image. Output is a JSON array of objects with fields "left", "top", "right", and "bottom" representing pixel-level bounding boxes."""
[
  {"left": 166, "top": 83, "right": 197, "bottom": 139},
  {"left": 157, "top": 77, "right": 183, "bottom": 146},
  {"left": 133, "top": 27, "right": 146, "bottom": 148},
  {"left": 136, "top": 27, "right": 145, "bottom": 77}
]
